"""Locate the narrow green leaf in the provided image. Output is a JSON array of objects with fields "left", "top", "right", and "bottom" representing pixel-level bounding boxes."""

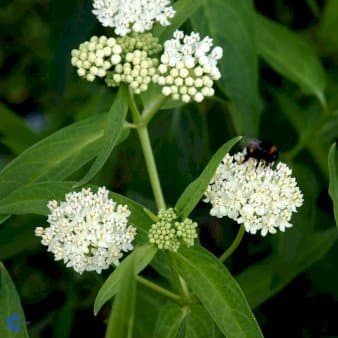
[
  {"left": 0, "top": 263, "right": 29, "bottom": 338},
  {"left": 154, "top": 303, "right": 188, "bottom": 338},
  {"left": 153, "top": 0, "right": 203, "bottom": 41},
  {"left": 191, "top": 0, "right": 261, "bottom": 135},
  {"left": 328, "top": 143, "right": 338, "bottom": 227},
  {"left": 52, "top": 298, "right": 75, "bottom": 338},
  {"left": 0, "top": 181, "right": 77, "bottom": 216},
  {"left": 256, "top": 13, "right": 326, "bottom": 105},
  {"left": 175, "top": 136, "right": 241, "bottom": 219},
  {"left": 94, "top": 244, "right": 157, "bottom": 315},
  {"left": 237, "top": 227, "right": 337, "bottom": 309},
  {"left": 0, "top": 103, "right": 38, "bottom": 153},
  {"left": 318, "top": 0, "right": 338, "bottom": 54},
  {"left": 0, "top": 114, "right": 106, "bottom": 199},
  {"left": 186, "top": 304, "right": 224, "bottom": 338},
  {"left": 173, "top": 246, "right": 263, "bottom": 338},
  {"left": 76, "top": 86, "right": 129, "bottom": 186},
  {"left": 105, "top": 255, "right": 136, "bottom": 338}
]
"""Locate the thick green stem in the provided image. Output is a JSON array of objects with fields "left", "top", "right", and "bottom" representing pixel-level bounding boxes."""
[
  {"left": 136, "top": 275, "right": 181, "bottom": 304},
  {"left": 219, "top": 225, "right": 245, "bottom": 263},
  {"left": 128, "top": 89, "right": 166, "bottom": 210}
]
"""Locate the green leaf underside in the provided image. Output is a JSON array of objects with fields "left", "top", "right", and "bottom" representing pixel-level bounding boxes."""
[
  {"left": 174, "top": 246, "right": 263, "bottom": 338},
  {"left": 105, "top": 254, "right": 136, "bottom": 338},
  {"left": 153, "top": 0, "right": 203, "bottom": 42},
  {"left": 175, "top": 136, "right": 241, "bottom": 219},
  {"left": 0, "top": 114, "right": 106, "bottom": 200},
  {"left": 237, "top": 227, "right": 337, "bottom": 309},
  {"left": 94, "top": 244, "right": 157, "bottom": 315},
  {"left": 154, "top": 303, "right": 188, "bottom": 338},
  {"left": 76, "top": 86, "right": 129, "bottom": 186},
  {"left": 0, "top": 263, "right": 29, "bottom": 338},
  {"left": 256, "top": 13, "right": 326, "bottom": 104},
  {"left": 191, "top": 0, "right": 261, "bottom": 135},
  {"left": 328, "top": 143, "right": 338, "bottom": 227}
]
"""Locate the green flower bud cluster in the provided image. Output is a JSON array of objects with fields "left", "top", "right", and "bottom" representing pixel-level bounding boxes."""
[
  {"left": 117, "top": 33, "right": 162, "bottom": 56},
  {"left": 148, "top": 208, "right": 198, "bottom": 252},
  {"left": 105, "top": 50, "right": 158, "bottom": 94},
  {"left": 71, "top": 36, "right": 122, "bottom": 82}
]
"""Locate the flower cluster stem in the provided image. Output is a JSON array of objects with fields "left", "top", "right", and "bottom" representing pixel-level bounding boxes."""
[
  {"left": 128, "top": 89, "right": 166, "bottom": 210},
  {"left": 219, "top": 225, "right": 245, "bottom": 263}
]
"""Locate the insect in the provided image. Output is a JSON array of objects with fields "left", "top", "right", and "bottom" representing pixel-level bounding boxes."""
[{"left": 242, "top": 137, "right": 279, "bottom": 164}]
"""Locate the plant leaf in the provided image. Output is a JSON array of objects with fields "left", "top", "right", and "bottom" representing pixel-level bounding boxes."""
[
  {"left": 105, "top": 254, "right": 136, "bottom": 338},
  {"left": 153, "top": 303, "right": 188, "bottom": 338},
  {"left": 0, "top": 263, "right": 30, "bottom": 338},
  {"left": 0, "top": 114, "right": 106, "bottom": 199},
  {"left": 191, "top": 0, "right": 261, "bottom": 135},
  {"left": 255, "top": 13, "right": 326, "bottom": 105},
  {"left": 173, "top": 246, "right": 263, "bottom": 338},
  {"left": 76, "top": 86, "right": 129, "bottom": 186},
  {"left": 175, "top": 136, "right": 241, "bottom": 219},
  {"left": 237, "top": 227, "right": 337, "bottom": 309},
  {"left": 94, "top": 244, "right": 157, "bottom": 315},
  {"left": 328, "top": 143, "right": 338, "bottom": 227},
  {"left": 186, "top": 304, "right": 223, "bottom": 338}
]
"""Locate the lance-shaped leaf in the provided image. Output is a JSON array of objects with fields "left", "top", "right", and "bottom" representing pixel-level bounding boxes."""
[
  {"left": 256, "top": 13, "right": 326, "bottom": 106},
  {"left": 105, "top": 255, "right": 136, "bottom": 338},
  {"left": 154, "top": 303, "right": 188, "bottom": 338},
  {"left": 76, "top": 86, "right": 129, "bottom": 186},
  {"left": 191, "top": 0, "right": 261, "bottom": 135},
  {"left": 94, "top": 244, "right": 157, "bottom": 315},
  {"left": 0, "top": 263, "right": 29, "bottom": 338},
  {"left": 0, "top": 114, "right": 106, "bottom": 199},
  {"left": 173, "top": 246, "right": 263, "bottom": 338},
  {"left": 175, "top": 136, "right": 241, "bottom": 219},
  {"left": 328, "top": 143, "right": 338, "bottom": 227}
]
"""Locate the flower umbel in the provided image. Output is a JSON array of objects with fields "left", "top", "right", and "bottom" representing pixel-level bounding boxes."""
[
  {"left": 92, "top": 0, "right": 175, "bottom": 36},
  {"left": 204, "top": 151, "right": 303, "bottom": 236},
  {"left": 71, "top": 36, "right": 122, "bottom": 82},
  {"left": 153, "top": 30, "right": 223, "bottom": 103},
  {"left": 148, "top": 208, "right": 198, "bottom": 251},
  {"left": 105, "top": 33, "right": 161, "bottom": 94},
  {"left": 35, "top": 187, "right": 136, "bottom": 274}
]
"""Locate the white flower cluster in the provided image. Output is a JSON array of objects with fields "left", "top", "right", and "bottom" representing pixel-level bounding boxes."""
[
  {"left": 106, "top": 50, "right": 158, "bottom": 94},
  {"left": 35, "top": 187, "right": 136, "bottom": 274},
  {"left": 153, "top": 30, "right": 223, "bottom": 103},
  {"left": 92, "top": 0, "right": 175, "bottom": 36},
  {"left": 204, "top": 151, "right": 303, "bottom": 236},
  {"left": 71, "top": 36, "right": 122, "bottom": 82},
  {"left": 148, "top": 208, "right": 198, "bottom": 251}
]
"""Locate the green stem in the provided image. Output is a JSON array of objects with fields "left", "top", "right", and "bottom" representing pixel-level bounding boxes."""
[
  {"left": 128, "top": 89, "right": 166, "bottom": 210},
  {"left": 219, "top": 225, "right": 245, "bottom": 263},
  {"left": 136, "top": 275, "right": 181, "bottom": 304}
]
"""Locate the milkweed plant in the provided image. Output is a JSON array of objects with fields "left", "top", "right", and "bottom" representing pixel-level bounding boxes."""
[{"left": 1, "top": 0, "right": 338, "bottom": 337}]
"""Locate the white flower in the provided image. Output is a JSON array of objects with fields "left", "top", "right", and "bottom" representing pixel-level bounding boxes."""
[
  {"left": 204, "top": 151, "right": 303, "bottom": 236},
  {"left": 153, "top": 30, "right": 222, "bottom": 103},
  {"left": 92, "top": 0, "right": 175, "bottom": 36},
  {"left": 71, "top": 36, "right": 122, "bottom": 82},
  {"left": 35, "top": 187, "right": 136, "bottom": 274}
]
